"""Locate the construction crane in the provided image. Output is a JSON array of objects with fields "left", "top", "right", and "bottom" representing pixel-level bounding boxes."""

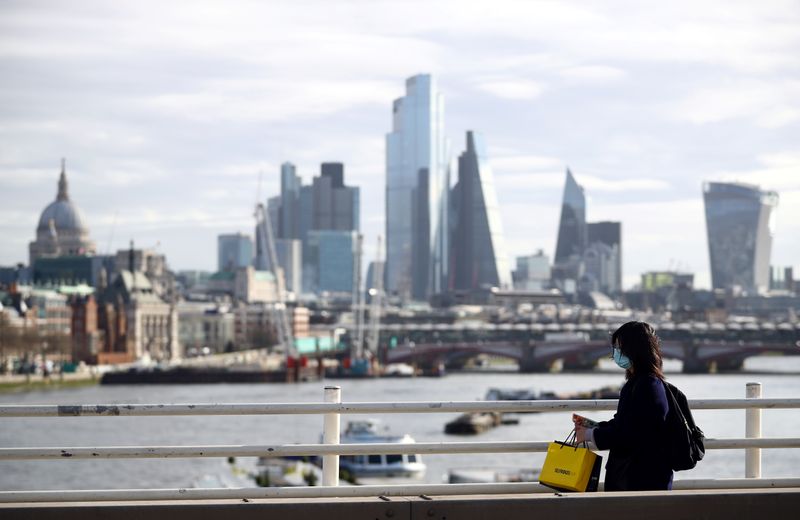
[
  {"left": 365, "top": 235, "right": 384, "bottom": 357},
  {"left": 254, "top": 202, "right": 294, "bottom": 359}
]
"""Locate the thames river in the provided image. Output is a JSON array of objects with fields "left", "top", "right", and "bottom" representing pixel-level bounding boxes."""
[{"left": 1, "top": 357, "right": 799, "bottom": 491}]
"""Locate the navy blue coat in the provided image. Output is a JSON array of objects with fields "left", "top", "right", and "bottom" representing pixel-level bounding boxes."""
[{"left": 593, "top": 374, "right": 674, "bottom": 491}]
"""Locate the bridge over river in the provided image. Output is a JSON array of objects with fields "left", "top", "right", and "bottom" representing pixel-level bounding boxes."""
[{"left": 378, "top": 321, "right": 800, "bottom": 373}]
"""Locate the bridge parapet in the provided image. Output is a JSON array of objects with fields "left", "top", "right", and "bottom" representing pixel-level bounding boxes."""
[
  {"left": 2, "top": 384, "right": 800, "bottom": 510},
  {"left": 1, "top": 488, "right": 798, "bottom": 519}
]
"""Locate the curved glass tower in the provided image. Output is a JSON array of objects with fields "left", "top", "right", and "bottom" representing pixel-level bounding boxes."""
[
  {"left": 703, "top": 182, "right": 778, "bottom": 294},
  {"left": 385, "top": 74, "right": 450, "bottom": 300}
]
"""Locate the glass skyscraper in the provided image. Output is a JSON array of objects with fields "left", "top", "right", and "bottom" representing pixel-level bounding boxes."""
[
  {"left": 279, "top": 162, "right": 302, "bottom": 240},
  {"left": 305, "top": 230, "right": 358, "bottom": 294},
  {"left": 272, "top": 162, "right": 360, "bottom": 294},
  {"left": 386, "top": 74, "right": 450, "bottom": 300},
  {"left": 554, "top": 168, "right": 587, "bottom": 264},
  {"left": 703, "top": 182, "right": 778, "bottom": 294},
  {"left": 217, "top": 233, "right": 253, "bottom": 272},
  {"left": 451, "top": 131, "right": 511, "bottom": 291},
  {"left": 587, "top": 221, "right": 622, "bottom": 294},
  {"left": 551, "top": 169, "right": 587, "bottom": 293}
]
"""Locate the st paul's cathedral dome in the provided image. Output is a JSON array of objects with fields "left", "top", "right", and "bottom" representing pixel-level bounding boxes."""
[{"left": 29, "top": 159, "right": 96, "bottom": 264}]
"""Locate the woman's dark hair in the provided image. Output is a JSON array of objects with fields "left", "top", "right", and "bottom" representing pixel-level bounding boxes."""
[{"left": 611, "top": 321, "right": 664, "bottom": 380}]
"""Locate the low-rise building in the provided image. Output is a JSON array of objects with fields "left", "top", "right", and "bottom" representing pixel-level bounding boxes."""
[
  {"left": 178, "top": 302, "right": 235, "bottom": 354},
  {"left": 96, "top": 270, "right": 180, "bottom": 364},
  {"left": 207, "top": 267, "right": 277, "bottom": 303}
]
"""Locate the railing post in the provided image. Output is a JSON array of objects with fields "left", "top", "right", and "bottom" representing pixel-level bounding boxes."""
[
  {"left": 322, "top": 385, "right": 341, "bottom": 486},
  {"left": 745, "top": 382, "right": 762, "bottom": 478}
]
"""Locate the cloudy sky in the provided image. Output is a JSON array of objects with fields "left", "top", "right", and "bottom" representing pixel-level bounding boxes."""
[{"left": 1, "top": 0, "right": 798, "bottom": 289}]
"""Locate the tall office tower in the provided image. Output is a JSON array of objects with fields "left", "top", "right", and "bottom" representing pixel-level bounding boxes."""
[
  {"left": 305, "top": 230, "right": 359, "bottom": 294},
  {"left": 218, "top": 233, "right": 253, "bottom": 272},
  {"left": 275, "top": 239, "right": 302, "bottom": 294},
  {"left": 277, "top": 162, "right": 313, "bottom": 247},
  {"left": 583, "top": 242, "right": 619, "bottom": 295},
  {"left": 554, "top": 168, "right": 587, "bottom": 263},
  {"left": 321, "top": 162, "right": 344, "bottom": 187},
  {"left": 304, "top": 163, "right": 360, "bottom": 293},
  {"left": 274, "top": 162, "right": 359, "bottom": 294},
  {"left": 450, "top": 131, "right": 511, "bottom": 291},
  {"left": 513, "top": 251, "right": 551, "bottom": 291},
  {"left": 298, "top": 185, "right": 313, "bottom": 243},
  {"left": 703, "top": 182, "right": 778, "bottom": 294},
  {"left": 279, "top": 162, "right": 301, "bottom": 239},
  {"left": 386, "top": 74, "right": 450, "bottom": 300},
  {"left": 587, "top": 221, "right": 622, "bottom": 294},
  {"left": 551, "top": 169, "right": 587, "bottom": 294},
  {"left": 313, "top": 163, "right": 360, "bottom": 231}
]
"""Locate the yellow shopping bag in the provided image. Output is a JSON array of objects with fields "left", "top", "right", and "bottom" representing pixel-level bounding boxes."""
[{"left": 539, "top": 434, "right": 602, "bottom": 492}]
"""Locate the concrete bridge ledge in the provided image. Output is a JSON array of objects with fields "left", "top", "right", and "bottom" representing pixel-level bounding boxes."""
[{"left": 1, "top": 488, "right": 797, "bottom": 520}]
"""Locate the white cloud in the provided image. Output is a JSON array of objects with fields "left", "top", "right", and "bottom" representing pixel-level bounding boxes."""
[
  {"left": 475, "top": 79, "right": 546, "bottom": 100},
  {"left": 499, "top": 201, "right": 561, "bottom": 261},
  {"left": 493, "top": 172, "right": 564, "bottom": 192},
  {"left": 141, "top": 79, "right": 399, "bottom": 123},
  {"left": 670, "top": 79, "right": 800, "bottom": 128},
  {"left": 490, "top": 154, "right": 563, "bottom": 173},
  {"left": 580, "top": 176, "right": 671, "bottom": 192},
  {"left": 559, "top": 65, "right": 627, "bottom": 84},
  {"left": 711, "top": 151, "right": 800, "bottom": 191}
]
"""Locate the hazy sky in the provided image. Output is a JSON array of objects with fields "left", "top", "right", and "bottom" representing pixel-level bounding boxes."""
[{"left": 1, "top": 0, "right": 798, "bottom": 289}]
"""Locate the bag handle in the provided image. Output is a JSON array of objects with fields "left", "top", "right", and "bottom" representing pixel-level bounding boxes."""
[{"left": 560, "top": 429, "right": 585, "bottom": 451}]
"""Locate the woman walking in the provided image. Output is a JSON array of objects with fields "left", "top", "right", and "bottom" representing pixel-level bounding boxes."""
[{"left": 574, "top": 321, "right": 673, "bottom": 491}]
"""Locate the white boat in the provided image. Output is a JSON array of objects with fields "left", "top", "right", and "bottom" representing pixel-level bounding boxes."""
[{"left": 338, "top": 419, "right": 426, "bottom": 480}]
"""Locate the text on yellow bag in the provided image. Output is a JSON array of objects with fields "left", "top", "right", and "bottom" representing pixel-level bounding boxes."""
[{"left": 539, "top": 441, "right": 602, "bottom": 492}]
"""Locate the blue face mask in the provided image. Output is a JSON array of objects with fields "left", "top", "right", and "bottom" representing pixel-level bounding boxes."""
[{"left": 613, "top": 347, "right": 632, "bottom": 370}]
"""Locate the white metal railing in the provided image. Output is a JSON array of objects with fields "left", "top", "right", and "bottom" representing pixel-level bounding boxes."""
[{"left": 1, "top": 382, "right": 799, "bottom": 503}]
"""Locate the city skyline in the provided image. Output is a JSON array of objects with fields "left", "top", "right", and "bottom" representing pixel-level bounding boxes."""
[{"left": 1, "top": 1, "right": 799, "bottom": 290}]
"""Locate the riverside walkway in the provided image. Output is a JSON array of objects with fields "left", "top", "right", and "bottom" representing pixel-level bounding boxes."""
[{"left": 1, "top": 383, "right": 798, "bottom": 519}]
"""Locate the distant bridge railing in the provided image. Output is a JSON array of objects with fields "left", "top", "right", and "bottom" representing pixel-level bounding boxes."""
[
  {"left": 1, "top": 383, "right": 799, "bottom": 502},
  {"left": 365, "top": 320, "right": 800, "bottom": 345}
]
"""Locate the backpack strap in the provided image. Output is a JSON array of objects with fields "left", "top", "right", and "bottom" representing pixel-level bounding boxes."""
[{"left": 662, "top": 381, "right": 685, "bottom": 426}]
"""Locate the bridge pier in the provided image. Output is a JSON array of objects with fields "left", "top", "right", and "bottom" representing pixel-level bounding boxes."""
[
  {"left": 682, "top": 357, "right": 712, "bottom": 374},
  {"left": 562, "top": 357, "right": 599, "bottom": 372},
  {"left": 715, "top": 359, "right": 745, "bottom": 372},
  {"left": 444, "top": 357, "right": 469, "bottom": 370},
  {"left": 518, "top": 351, "right": 555, "bottom": 373}
]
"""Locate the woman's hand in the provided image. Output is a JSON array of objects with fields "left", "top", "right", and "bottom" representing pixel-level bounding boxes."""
[
  {"left": 572, "top": 415, "right": 592, "bottom": 443},
  {"left": 574, "top": 424, "right": 589, "bottom": 444}
]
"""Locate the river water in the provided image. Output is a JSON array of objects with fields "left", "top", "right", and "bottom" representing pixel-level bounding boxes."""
[{"left": 2, "top": 357, "right": 799, "bottom": 491}]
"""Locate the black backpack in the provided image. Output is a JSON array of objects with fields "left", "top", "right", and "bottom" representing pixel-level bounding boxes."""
[{"left": 663, "top": 381, "right": 705, "bottom": 471}]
